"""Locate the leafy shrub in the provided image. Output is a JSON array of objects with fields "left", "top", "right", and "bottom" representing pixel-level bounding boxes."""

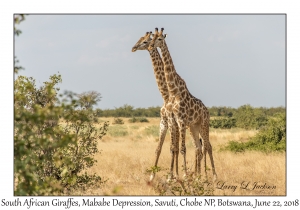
[
  {"left": 139, "top": 117, "right": 150, "bottom": 122},
  {"left": 221, "top": 113, "right": 286, "bottom": 153},
  {"left": 210, "top": 117, "right": 236, "bottom": 129},
  {"left": 128, "top": 117, "right": 149, "bottom": 123},
  {"left": 112, "top": 117, "right": 124, "bottom": 124},
  {"left": 14, "top": 74, "right": 108, "bottom": 195},
  {"left": 128, "top": 117, "right": 138, "bottom": 123}
]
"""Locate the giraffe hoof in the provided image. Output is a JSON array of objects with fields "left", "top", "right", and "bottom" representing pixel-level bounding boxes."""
[
  {"left": 167, "top": 174, "right": 174, "bottom": 182},
  {"left": 149, "top": 174, "right": 155, "bottom": 182},
  {"left": 213, "top": 174, "right": 217, "bottom": 182}
]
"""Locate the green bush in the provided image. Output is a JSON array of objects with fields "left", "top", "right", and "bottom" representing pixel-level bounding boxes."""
[
  {"left": 221, "top": 113, "right": 286, "bottom": 153},
  {"left": 128, "top": 117, "right": 138, "bottom": 123},
  {"left": 112, "top": 117, "right": 124, "bottom": 124},
  {"left": 128, "top": 117, "right": 149, "bottom": 123},
  {"left": 14, "top": 74, "right": 108, "bottom": 195},
  {"left": 139, "top": 117, "right": 150, "bottom": 122},
  {"left": 210, "top": 117, "right": 236, "bottom": 129}
]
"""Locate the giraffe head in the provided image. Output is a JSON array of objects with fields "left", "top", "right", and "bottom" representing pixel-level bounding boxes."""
[
  {"left": 148, "top": 28, "right": 167, "bottom": 51},
  {"left": 131, "top": 31, "right": 153, "bottom": 52}
]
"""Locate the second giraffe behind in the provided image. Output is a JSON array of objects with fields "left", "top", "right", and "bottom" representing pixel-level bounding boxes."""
[{"left": 148, "top": 28, "right": 217, "bottom": 181}]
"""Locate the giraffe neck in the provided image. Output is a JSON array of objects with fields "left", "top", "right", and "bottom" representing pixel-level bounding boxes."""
[
  {"left": 160, "top": 43, "right": 181, "bottom": 96},
  {"left": 148, "top": 48, "right": 169, "bottom": 102}
]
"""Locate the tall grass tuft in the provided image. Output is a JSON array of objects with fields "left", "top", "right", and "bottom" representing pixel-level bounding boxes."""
[
  {"left": 144, "top": 125, "right": 159, "bottom": 137},
  {"left": 107, "top": 125, "right": 128, "bottom": 137}
]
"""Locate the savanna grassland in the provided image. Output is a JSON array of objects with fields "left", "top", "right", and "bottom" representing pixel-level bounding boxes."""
[{"left": 76, "top": 117, "right": 286, "bottom": 196}]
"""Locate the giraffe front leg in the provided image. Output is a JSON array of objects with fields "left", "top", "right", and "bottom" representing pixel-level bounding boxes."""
[
  {"left": 150, "top": 116, "right": 168, "bottom": 182},
  {"left": 174, "top": 123, "right": 179, "bottom": 180},
  {"left": 167, "top": 118, "right": 177, "bottom": 182},
  {"left": 178, "top": 123, "right": 188, "bottom": 178},
  {"left": 201, "top": 139, "right": 208, "bottom": 180}
]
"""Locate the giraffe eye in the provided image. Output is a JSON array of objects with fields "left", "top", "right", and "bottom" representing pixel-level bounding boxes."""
[{"left": 143, "top": 41, "right": 148, "bottom": 44}]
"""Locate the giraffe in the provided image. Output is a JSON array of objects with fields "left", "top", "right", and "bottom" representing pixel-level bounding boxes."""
[
  {"left": 131, "top": 32, "right": 180, "bottom": 181},
  {"left": 148, "top": 28, "right": 217, "bottom": 180}
]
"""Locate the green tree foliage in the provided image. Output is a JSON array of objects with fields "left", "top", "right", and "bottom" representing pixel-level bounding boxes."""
[
  {"left": 222, "top": 113, "right": 286, "bottom": 153},
  {"left": 235, "top": 104, "right": 268, "bottom": 130},
  {"left": 14, "top": 14, "right": 26, "bottom": 36},
  {"left": 76, "top": 91, "right": 102, "bottom": 110},
  {"left": 14, "top": 14, "right": 26, "bottom": 74},
  {"left": 14, "top": 74, "right": 108, "bottom": 195}
]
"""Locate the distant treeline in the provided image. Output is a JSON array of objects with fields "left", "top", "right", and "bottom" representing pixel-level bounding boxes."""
[
  {"left": 96, "top": 104, "right": 161, "bottom": 118},
  {"left": 96, "top": 104, "right": 285, "bottom": 130},
  {"left": 95, "top": 104, "right": 285, "bottom": 118}
]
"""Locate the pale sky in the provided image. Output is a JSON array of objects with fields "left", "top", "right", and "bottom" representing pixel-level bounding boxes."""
[{"left": 15, "top": 15, "right": 285, "bottom": 109}]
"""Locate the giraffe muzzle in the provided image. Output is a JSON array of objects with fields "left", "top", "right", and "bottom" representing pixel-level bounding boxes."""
[{"left": 132, "top": 47, "right": 137, "bottom": 52}]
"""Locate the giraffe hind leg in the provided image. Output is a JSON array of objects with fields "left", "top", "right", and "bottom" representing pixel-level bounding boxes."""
[
  {"left": 207, "top": 141, "right": 217, "bottom": 181},
  {"left": 189, "top": 124, "right": 203, "bottom": 177}
]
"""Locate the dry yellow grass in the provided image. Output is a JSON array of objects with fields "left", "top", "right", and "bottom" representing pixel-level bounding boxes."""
[{"left": 77, "top": 117, "right": 286, "bottom": 196}]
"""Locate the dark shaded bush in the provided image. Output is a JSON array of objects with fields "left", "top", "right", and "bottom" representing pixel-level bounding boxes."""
[
  {"left": 210, "top": 117, "right": 236, "bottom": 129},
  {"left": 112, "top": 117, "right": 124, "bottom": 124},
  {"left": 128, "top": 117, "right": 149, "bottom": 123}
]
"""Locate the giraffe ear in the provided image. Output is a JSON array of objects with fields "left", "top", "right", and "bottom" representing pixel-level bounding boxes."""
[{"left": 164, "top": 34, "right": 167, "bottom": 38}]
